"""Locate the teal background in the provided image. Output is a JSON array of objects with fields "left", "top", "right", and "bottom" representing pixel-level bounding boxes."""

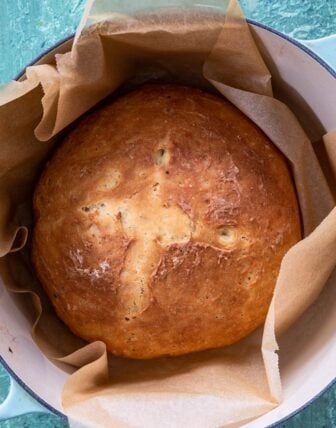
[{"left": 0, "top": 0, "right": 335, "bottom": 426}]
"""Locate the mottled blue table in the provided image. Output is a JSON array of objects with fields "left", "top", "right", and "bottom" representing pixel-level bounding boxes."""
[{"left": 0, "top": 1, "right": 335, "bottom": 427}]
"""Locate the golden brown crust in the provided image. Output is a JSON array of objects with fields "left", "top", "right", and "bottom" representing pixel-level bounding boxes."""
[{"left": 32, "top": 84, "right": 301, "bottom": 358}]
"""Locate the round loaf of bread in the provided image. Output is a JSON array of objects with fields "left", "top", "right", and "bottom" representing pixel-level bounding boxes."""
[{"left": 32, "top": 84, "right": 301, "bottom": 359}]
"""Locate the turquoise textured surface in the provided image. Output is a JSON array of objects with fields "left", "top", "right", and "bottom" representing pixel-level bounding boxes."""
[
  {"left": 0, "top": 370, "right": 9, "bottom": 406},
  {"left": 0, "top": 0, "right": 336, "bottom": 427}
]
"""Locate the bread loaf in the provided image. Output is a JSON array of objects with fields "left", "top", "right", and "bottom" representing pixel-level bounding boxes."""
[{"left": 32, "top": 84, "right": 301, "bottom": 358}]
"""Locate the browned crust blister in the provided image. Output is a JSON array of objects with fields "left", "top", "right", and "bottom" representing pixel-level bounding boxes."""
[{"left": 32, "top": 84, "right": 301, "bottom": 359}]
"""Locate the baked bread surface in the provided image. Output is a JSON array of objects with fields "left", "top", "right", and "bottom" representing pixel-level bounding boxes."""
[{"left": 32, "top": 84, "right": 301, "bottom": 358}]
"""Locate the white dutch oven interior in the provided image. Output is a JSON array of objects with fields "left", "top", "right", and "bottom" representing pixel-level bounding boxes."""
[{"left": 0, "top": 23, "right": 335, "bottom": 426}]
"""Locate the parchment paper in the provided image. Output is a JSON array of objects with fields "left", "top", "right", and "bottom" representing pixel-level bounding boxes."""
[{"left": 0, "top": 0, "right": 335, "bottom": 427}]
